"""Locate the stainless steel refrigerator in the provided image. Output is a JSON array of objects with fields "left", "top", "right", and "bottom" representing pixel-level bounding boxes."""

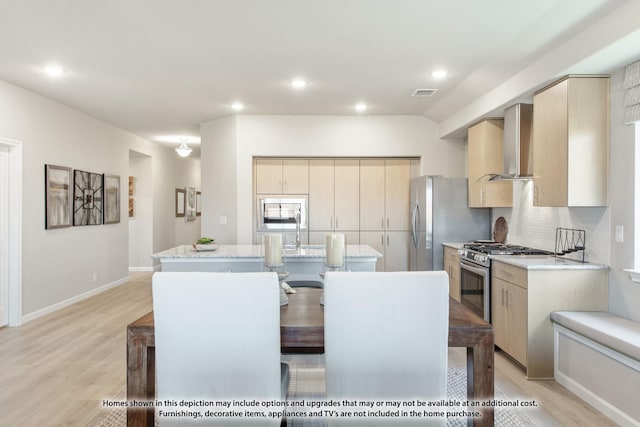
[{"left": 409, "top": 176, "right": 491, "bottom": 271}]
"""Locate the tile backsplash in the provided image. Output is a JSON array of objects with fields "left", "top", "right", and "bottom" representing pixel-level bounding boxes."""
[{"left": 492, "top": 181, "right": 611, "bottom": 265}]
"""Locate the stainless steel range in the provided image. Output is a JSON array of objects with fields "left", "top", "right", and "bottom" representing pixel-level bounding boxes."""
[{"left": 458, "top": 242, "right": 552, "bottom": 322}]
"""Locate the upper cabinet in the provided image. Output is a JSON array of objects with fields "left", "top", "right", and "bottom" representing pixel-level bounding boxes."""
[
  {"left": 532, "top": 76, "right": 610, "bottom": 207},
  {"left": 308, "top": 159, "right": 360, "bottom": 231},
  {"left": 255, "top": 158, "right": 309, "bottom": 194},
  {"left": 467, "top": 119, "right": 513, "bottom": 208}
]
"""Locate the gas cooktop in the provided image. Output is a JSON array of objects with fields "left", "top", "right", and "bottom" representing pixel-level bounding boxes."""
[{"left": 463, "top": 242, "right": 553, "bottom": 256}]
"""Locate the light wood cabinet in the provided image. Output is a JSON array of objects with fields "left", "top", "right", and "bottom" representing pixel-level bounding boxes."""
[
  {"left": 532, "top": 76, "right": 609, "bottom": 207},
  {"left": 309, "top": 160, "right": 335, "bottom": 230},
  {"left": 443, "top": 246, "right": 460, "bottom": 301},
  {"left": 255, "top": 158, "right": 309, "bottom": 194},
  {"left": 467, "top": 119, "right": 512, "bottom": 208},
  {"left": 359, "top": 159, "right": 386, "bottom": 230},
  {"left": 359, "top": 159, "right": 411, "bottom": 271},
  {"left": 492, "top": 276, "right": 527, "bottom": 366},
  {"left": 360, "top": 231, "right": 409, "bottom": 272},
  {"left": 491, "top": 260, "right": 608, "bottom": 379},
  {"left": 309, "top": 159, "right": 359, "bottom": 232}
]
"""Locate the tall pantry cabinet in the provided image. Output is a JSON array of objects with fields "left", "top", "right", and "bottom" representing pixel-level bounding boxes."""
[
  {"left": 359, "top": 159, "right": 411, "bottom": 271},
  {"left": 308, "top": 159, "right": 360, "bottom": 244}
]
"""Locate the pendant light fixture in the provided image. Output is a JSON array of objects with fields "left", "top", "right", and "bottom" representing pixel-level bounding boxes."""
[{"left": 175, "top": 142, "right": 192, "bottom": 157}]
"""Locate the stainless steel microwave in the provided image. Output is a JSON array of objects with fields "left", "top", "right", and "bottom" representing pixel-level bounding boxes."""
[{"left": 256, "top": 196, "right": 308, "bottom": 230}]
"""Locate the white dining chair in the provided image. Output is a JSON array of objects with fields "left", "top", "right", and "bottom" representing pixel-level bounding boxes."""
[
  {"left": 152, "top": 271, "right": 288, "bottom": 426},
  {"left": 324, "top": 271, "right": 450, "bottom": 426}
]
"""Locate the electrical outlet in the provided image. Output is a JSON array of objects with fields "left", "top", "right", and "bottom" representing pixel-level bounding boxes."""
[
  {"left": 92, "top": 273, "right": 97, "bottom": 282},
  {"left": 615, "top": 226, "right": 624, "bottom": 243},
  {"left": 219, "top": 216, "right": 227, "bottom": 226}
]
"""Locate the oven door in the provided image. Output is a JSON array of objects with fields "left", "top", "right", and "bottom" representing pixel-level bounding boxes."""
[{"left": 459, "top": 259, "right": 491, "bottom": 322}]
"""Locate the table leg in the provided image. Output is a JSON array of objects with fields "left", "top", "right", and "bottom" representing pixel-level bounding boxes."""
[
  {"left": 127, "top": 333, "right": 155, "bottom": 427},
  {"left": 466, "top": 334, "right": 494, "bottom": 427}
]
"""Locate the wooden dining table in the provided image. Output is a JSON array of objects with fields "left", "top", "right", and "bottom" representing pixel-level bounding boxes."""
[{"left": 127, "top": 288, "right": 494, "bottom": 427}]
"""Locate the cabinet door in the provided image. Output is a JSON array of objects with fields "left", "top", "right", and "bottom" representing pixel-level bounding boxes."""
[
  {"left": 359, "top": 231, "right": 385, "bottom": 271},
  {"left": 255, "top": 159, "right": 283, "bottom": 194},
  {"left": 309, "top": 160, "right": 335, "bottom": 230},
  {"left": 467, "top": 123, "right": 486, "bottom": 207},
  {"left": 491, "top": 277, "right": 509, "bottom": 351},
  {"left": 385, "top": 159, "right": 411, "bottom": 230},
  {"left": 507, "top": 282, "right": 527, "bottom": 366},
  {"left": 444, "top": 247, "right": 460, "bottom": 301},
  {"left": 384, "top": 231, "right": 410, "bottom": 272},
  {"left": 282, "top": 159, "right": 309, "bottom": 194},
  {"left": 359, "top": 160, "right": 385, "bottom": 230},
  {"left": 533, "top": 79, "right": 568, "bottom": 207},
  {"left": 467, "top": 119, "right": 511, "bottom": 207},
  {"left": 334, "top": 160, "right": 359, "bottom": 231}
]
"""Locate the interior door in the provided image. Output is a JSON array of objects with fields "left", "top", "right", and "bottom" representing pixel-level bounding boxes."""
[{"left": 0, "top": 146, "right": 9, "bottom": 326}]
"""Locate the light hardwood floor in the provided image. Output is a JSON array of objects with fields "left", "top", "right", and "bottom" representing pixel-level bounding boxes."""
[{"left": 0, "top": 272, "right": 617, "bottom": 426}]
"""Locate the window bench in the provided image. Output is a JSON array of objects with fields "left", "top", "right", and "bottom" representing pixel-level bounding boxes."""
[{"left": 551, "top": 311, "right": 640, "bottom": 427}]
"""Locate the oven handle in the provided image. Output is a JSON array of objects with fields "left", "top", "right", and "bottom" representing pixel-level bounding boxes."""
[{"left": 459, "top": 260, "right": 489, "bottom": 277}]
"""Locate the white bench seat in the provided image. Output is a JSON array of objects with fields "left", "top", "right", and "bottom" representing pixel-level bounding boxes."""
[
  {"left": 550, "top": 311, "right": 640, "bottom": 361},
  {"left": 551, "top": 310, "right": 640, "bottom": 427}
]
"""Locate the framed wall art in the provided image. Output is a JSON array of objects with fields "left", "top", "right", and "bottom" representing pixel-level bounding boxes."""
[
  {"left": 186, "top": 186, "right": 197, "bottom": 221},
  {"left": 196, "top": 191, "right": 202, "bottom": 216},
  {"left": 45, "top": 164, "right": 73, "bottom": 229},
  {"left": 175, "top": 188, "right": 185, "bottom": 217},
  {"left": 103, "top": 174, "right": 120, "bottom": 224},
  {"left": 73, "top": 170, "right": 103, "bottom": 225}
]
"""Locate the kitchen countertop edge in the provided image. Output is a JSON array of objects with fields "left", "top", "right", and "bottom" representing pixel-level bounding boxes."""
[{"left": 491, "top": 255, "right": 608, "bottom": 270}]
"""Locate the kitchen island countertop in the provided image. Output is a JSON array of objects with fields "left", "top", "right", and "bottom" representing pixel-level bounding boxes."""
[{"left": 151, "top": 244, "right": 382, "bottom": 259}]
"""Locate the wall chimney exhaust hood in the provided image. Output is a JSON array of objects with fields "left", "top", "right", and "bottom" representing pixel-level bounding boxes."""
[{"left": 488, "top": 103, "right": 533, "bottom": 181}]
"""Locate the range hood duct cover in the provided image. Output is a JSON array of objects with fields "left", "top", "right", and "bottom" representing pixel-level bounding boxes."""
[{"left": 489, "top": 103, "right": 534, "bottom": 181}]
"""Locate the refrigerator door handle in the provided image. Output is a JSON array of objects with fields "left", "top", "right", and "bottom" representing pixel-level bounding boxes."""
[{"left": 411, "top": 202, "right": 420, "bottom": 249}]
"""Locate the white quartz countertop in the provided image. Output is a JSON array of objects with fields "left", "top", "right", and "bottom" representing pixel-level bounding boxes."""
[
  {"left": 491, "top": 255, "right": 608, "bottom": 270},
  {"left": 152, "top": 244, "right": 383, "bottom": 259}
]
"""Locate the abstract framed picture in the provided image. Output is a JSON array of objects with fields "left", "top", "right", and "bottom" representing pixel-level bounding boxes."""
[
  {"left": 73, "top": 170, "right": 103, "bottom": 226},
  {"left": 45, "top": 164, "right": 73, "bottom": 229},
  {"left": 196, "top": 191, "right": 202, "bottom": 216},
  {"left": 175, "top": 188, "right": 185, "bottom": 217},
  {"left": 103, "top": 174, "right": 120, "bottom": 224},
  {"left": 186, "top": 186, "right": 196, "bottom": 221}
]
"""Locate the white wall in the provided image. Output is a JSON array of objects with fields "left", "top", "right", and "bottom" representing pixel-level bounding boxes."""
[
  {"left": 608, "top": 67, "right": 640, "bottom": 322},
  {"left": 128, "top": 152, "right": 153, "bottom": 270},
  {"left": 201, "top": 115, "right": 466, "bottom": 244},
  {"left": 0, "top": 79, "right": 200, "bottom": 319}
]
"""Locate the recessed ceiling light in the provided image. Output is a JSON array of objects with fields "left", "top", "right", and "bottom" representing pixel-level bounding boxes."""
[
  {"left": 431, "top": 69, "right": 448, "bottom": 79},
  {"left": 291, "top": 79, "right": 307, "bottom": 89},
  {"left": 355, "top": 103, "right": 367, "bottom": 112},
  {"left": 44, "top": 64, "right": 65, "bottom": 78},
  {"left": 231, "top": 102, "right": 244, "bottom": 111}
]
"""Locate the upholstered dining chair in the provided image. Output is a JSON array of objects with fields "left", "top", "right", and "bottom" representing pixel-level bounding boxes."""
[
  {"left": 152, "top": 272, "right": 289, "bottom": 426},
  {"left": 324, "top": 271, "right": 450, "bottom": 426}
]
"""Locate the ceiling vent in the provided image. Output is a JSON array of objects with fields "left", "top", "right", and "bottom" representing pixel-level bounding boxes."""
[{"left": 412, "top": 89, "right": 437, "bottom": 97}]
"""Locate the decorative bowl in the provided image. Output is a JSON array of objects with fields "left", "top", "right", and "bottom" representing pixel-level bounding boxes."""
[{"left": 193, "top": 243, "right": 219, "bottom": 251}]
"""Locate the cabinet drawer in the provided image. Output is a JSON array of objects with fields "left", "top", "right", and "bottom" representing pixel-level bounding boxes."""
[{"left": 492, "top": 262, "right": 527, "bottom": 288}]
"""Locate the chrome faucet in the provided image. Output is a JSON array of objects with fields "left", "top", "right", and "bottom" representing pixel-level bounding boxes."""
[{"left": 295, "top": 211, "right": 301, "bottom": 248}]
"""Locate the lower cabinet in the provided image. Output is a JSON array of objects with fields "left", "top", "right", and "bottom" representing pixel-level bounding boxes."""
[
  {"left": 491, "top": 260, "right": 608, "bottom": 379},
  {"left": 492, "top": 276, "right": 527, "bottom": 366},
  {"left": 360, "top": 231, "right": 409, "bottom": 272},
  {"left": 443, "top": 246, "right": 461, "bottom": 301}
]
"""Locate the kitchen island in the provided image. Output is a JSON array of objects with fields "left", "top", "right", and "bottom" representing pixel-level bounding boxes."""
[{"left": 151, "top": 244, "right": 382, "bottom": 281}]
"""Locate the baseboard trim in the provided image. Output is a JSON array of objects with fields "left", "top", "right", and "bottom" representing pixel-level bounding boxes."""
[
  {"left": 21, "top": 276, "right": 129, "bottom": 324},
  {"left": 128, "top": 266, "right": 155, "bottom": 272}
]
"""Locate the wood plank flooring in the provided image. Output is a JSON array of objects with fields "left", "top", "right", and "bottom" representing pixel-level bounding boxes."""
[{"left": 0, "top": 272, "right": 617, "bottom": 426}]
